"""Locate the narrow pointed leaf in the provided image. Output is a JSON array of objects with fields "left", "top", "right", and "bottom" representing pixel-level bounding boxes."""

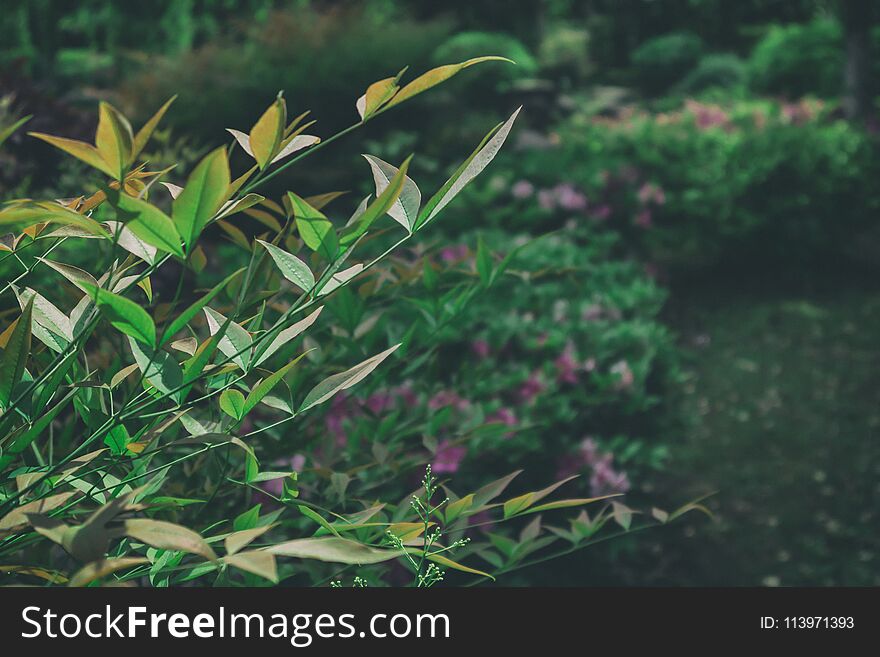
[
  {"left": 112, "top": 192, "right": 184, "bottom": 258},
  {"left": 256, "top": 239, "right": 315, "bottom": 292},
  {"left": 123, "top": 519, "right": 216, "bottom": 561},
  {"left": 363, "top": 154, "right": 421, "bottom": 231},
  {"left": 299, "top": 344, "right": 399, "bottom": 412},
  {"left": 173, "top": 146, "right": 231, "bottom": 250},
  {"left": 386, "top": 57, "right": 514, "bottom": 109},
  {"left": 288, "top": 192, "right": 338, "bottom": 260},
  {"left": 82, "top": 283, "right": 156, "bottom": 346},
  {"left": 28, "top": 133, "right": 116, "bottom": 178},
  {"left": 0, "top": 297, "right": 33, "bottom": 410},
  {"left": 133, "top": 96, "right": 176, "bottom": 158},
  {"left": 418, "top": 107, "right": 520, "bottom": 229}
]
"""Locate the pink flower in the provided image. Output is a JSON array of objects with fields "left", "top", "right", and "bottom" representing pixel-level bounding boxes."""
[
  {"left": 610, "top": 360, "right": 635, "bottom": 390},
  {"left": 471, "top": 339, "right": 490, "bottom": 359},
  {"left": 433, "top": 439, "right": 466, "bottom": 474},
  {"left": 518, "top": 370, "right": 546, "bottom": 404},
  {"left": 486, "top": 407, "right": 517, "bottom": 438},
  {"left": 325, "top": 394, "right": 355, "bottom": 446},
  {"left": 511, "top": 180, "right": 535, "bottom": 199},
  {"left": 583, "top": 357, "right": 597, "bottom": 372},
  {"left": 440, "top": 244, "right": 469, "bottom": 263},
  {"left": 537, "top": 188, "right": 556, "bottom": 211},
  {"left": 364, "top": 391, "right": 394, "bottom": 415},
  {"left": 638, "top": 182, "right": 666, "bottom": 206},
  {"left": 394, "top": 382, "right": 418, "bottom": 407},
  {"left": 554, "top": 183, "right": 588, "bottom": 211},
  {"left": 429, "top": 390, "right": 470, "bottom": 412},
  {"left": 590, "top": 455, "right": 630, "bottom": 496},
  {"left": 590, "top": 204, "right": 612, "bottom": 221},
  {"left": 555, "top": 342, "right": 579, "bottom": 384}
]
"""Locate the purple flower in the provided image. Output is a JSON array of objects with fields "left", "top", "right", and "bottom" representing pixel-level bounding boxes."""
[
  {"left": 471, "top": 339, "right": 490, "bottom": 359},
  {"left": 554, "top": 342, "right": 579, "bottom": 385},
  {"left": 486, "top": 407, "right": 517, "bottom": 438},
  {"left": 537, "top": 189, "right": 556, "bottom": 211},
  {"left": 590, "top": 204, "right": 612, "bottom": 221},
  {"left": 440, "top": 244, "right": 469, "bottom": 263},
  {"left": 518, "top": 370, "right": 546, "bottom": 404},
  {"left": 433, "top": 439, "right": 467, "bottom": 474},
  {"left": 364, "top": 391, "right": 394, "bottom": 415},
  {"left": 429, "top": 390, "right": 470, "bottom": 412},
  {"left": 511, "top": 179, "right": 535, "bottom": 199},
  {"left": 554, "top": 183, "right": 588, "bottom": 211}
]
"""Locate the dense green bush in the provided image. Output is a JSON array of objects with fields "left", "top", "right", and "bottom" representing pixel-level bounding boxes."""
[
  {"left": 677, "top": 54, "right": 747, "bottom": 94},
  {"left": 631, "top": 32, "right": 704, "bottom": 95},
  {"left": 457, "top": 98, "right": 879, "bottom": 268},
  {"left": 748, "top": 19, "right": 843, "bottom": 98}
]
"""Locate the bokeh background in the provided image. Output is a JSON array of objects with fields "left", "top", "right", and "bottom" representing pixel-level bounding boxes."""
[{"left": 2, "top": 0, "right": 879, "bottom": 586}]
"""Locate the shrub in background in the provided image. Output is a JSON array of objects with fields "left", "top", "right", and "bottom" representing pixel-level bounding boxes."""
[
  {"left": 747, "top": 18, "right": 843, "bottom": 98},
  {"left": 630, "top": 32, "right": 704, "bottom": 96},
  {"left": 676, "top": 53, "right": 747, "bottom": 95}
]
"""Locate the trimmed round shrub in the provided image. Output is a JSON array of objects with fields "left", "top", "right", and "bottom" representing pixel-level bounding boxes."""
[
  {"left": 677, "top": 53, "right": 747, "bottom": 94},
  {"left": 748, "top": 19, "right": 843, "bottom": 98},
  {"left": 631, "top": 31, "right": 704, "bottom": 95}
]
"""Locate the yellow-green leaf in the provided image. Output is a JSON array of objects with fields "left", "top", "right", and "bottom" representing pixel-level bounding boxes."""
[
  {"left": 386, "top": 57, "right": 514, "bottom": 110},
  {"left": 219, "top": 388, "right": 246, "bottom": 420},
  {"left": 95, "top": 102, "right": 134, "bottom": 180},
  {"left": 28, "top": 133, "right": 116, "bottom": 178},
  {"left": 133, "top": 96, "right": 176, "bottom": 159},
  {"left": 113, "top": 192, "right": 184, "bottom": 257},
  {"left": 249, "top": 97, "right": 286, "bottom": 169},
  {"left": 288, "top": 192, "right": 338, "bottom": 260}
]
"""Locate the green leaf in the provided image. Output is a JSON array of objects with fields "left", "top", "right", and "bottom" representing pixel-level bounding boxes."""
[
  {"left": 268, "top": 537, "right": 400, "bottom": 564},
  {"left": 417, "top": 107, "right": 521, "bottom": 230},
  {"left": 298, "top": 506, "right": 343, "bottom": 538},
  {"left": 422, "top": 551, "right": 494, "bottom": 580},
  {"left": 502, "top": 476, "right": 579, "bottom": 519},
  {"left": 95, "top": 102, "right": 134, "bottom": 180},
  {"left": 202, "top": 307, "right": 252, "bottom": 370},
  {"left": 0, "top": 115, "right": 31, "bottom": 148},
  {"left": 69, "top": 557, "right": 148, "bottom": 588},
  {"left": 253, "top": 306, "right": 323, "bottom": 367},
  {"left": 159, "top": 267, "right": 245, "bottom": 346},
  {"left": 356, "top": 71, "right": 404, "bottom": 120},
  {"left": 362, "top": 154, "right": 421, "bottom": 231},
  {"left": 128, "top": 337, "right": 184, "bottom": 397},
  {"left": 224, "top": 550, "right": 278, "bottom": 582},
  {"left": 288, "top": 192, "right": 338, "bottom": 261},
  {"left": 123, "top": 519, "right": 217, "bottom": 561},
  {"left": 0, "top": 391, "right": 75, "bottom": 469},
  {"left": 299, "top": 344, "right": 399, "bottom": 412},
  {"left": 0, "top": 297, "right": 33, "bottom": 411},
  {"left": 133, "top": 96, "right": 176, "bottom": 159},
  {"left": 82, "top": 283, "right": 156, "bottom": 346},
  {"left": 524, "top": 496, "right": 618, "bottom": 515},
  {"left": 243, "top": 351, "right": 309, "bottom": 416},
  {"left": 173, "top": 146, "right": 231, "bottom": 250},
  {"left": 339, "top": 155, "right": 412, "bottom": 248},
  {"left": 28, "top": 133, "right": 116, "bottom": 178},
  {"left": 256, "top": 239, "right": 315, "bottom": 293},
  {"left": 386, "top": 57, "right": 514, "bottom": 110},
  {"left": 112, "top": 192, "right": 184, "bottom": 258},
  {"left": 219, "top": 389, "right": 246, "bottom": 420},
  {"left": 249, "top": 97, "right": 286, "bottom": 169},
  {"left": 0, "top": 201, "right": 108, "bottom": 236},
  {"left": 36, "top": 258, "right": 99, "bottom": 293},
  {"left": 104, "top": 424, "right": 132, "bottom": 455},
  {"left": 225, "top": 524, "right": 275, "bottom": 555}
]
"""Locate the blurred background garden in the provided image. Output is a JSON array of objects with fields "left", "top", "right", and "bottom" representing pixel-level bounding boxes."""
[{"left": 2, "top": 0, "right": 879, "bottom": 585}]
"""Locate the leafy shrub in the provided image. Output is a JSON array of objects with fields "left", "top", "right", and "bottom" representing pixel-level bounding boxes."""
[
  {"left": 631, "top": 32, "right": 704, "bottom": 95},
  {"left": 467, "top": 98, "right": 879, "bottom": 268},
  {"left": 677, "top": 54, "right": 747, "bottom": 94},
  {"left": 748, "top": 19, "right": 843, "bottom": 98},
  {"left": 0, "top": 60, "right": 688, "bottom": 587}
]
